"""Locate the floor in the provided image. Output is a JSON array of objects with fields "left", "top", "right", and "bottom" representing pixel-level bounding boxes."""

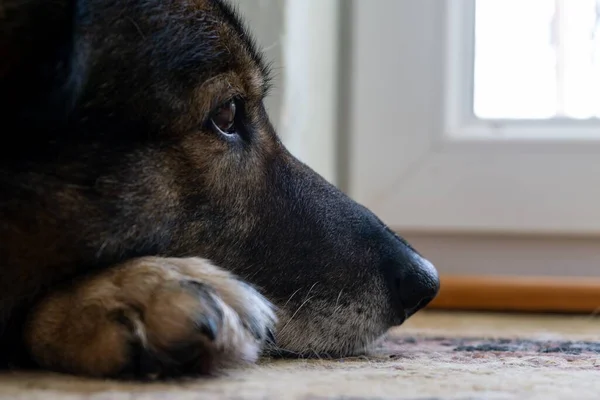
[{"left": 1, "top": 310, "right": 599, "bottom": 400}]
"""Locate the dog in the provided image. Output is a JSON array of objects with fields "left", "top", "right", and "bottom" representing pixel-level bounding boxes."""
[{"left": 0, "top": 0, "right": 440, "bottom": 379}]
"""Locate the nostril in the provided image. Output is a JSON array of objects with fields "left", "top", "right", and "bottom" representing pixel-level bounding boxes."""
[
  {"left": 393, "top": 276, "right": 430, "bottom": 313},
  {"left": 376, "top": 223, "right": 440, "bottom": 322},
  {"left": 395, "top": 272, "right": 438, "bottom": 309},
  {"left": 392, "top": 257, "right": 440, "bottom": 320},
  {"left": 404, "top": 295, "right": 436, "bottom": 318}
]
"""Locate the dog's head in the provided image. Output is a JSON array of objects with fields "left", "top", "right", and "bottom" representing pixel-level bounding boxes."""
[{"left": 1, "top": 0, "right": 439, "bottom": 356}]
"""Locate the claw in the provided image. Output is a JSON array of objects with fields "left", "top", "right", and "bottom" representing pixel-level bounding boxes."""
[
  {"left": 266, "top": 327, "right": 276, "bottom": 345},
  {"left": 196, "top": 315, "right": 219, "bottom": 341}
]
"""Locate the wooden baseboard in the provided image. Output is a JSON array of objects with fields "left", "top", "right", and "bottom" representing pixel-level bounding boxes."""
[{"left": 427, "top": 275, "right": 600, "bottom": 314}]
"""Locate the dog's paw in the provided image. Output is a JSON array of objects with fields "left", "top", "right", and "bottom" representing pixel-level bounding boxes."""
[{"left": 24, "top": 257, "right": 276, "bottom": 379}]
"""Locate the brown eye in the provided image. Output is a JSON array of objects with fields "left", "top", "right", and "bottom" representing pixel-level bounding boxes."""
[{"left": 210, "top": 99, "right": 237, "bottom": 136}]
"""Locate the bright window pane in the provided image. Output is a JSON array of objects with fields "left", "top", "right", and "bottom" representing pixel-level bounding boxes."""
[{"left": 473, "top": 0, "right": 600, "bottom": 120}]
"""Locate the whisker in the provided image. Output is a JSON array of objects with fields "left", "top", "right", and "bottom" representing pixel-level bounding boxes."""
[
  {"left": 282, "top": 287, "right": 302, "bottom": 308},
  {"left": 277, "top": 293, "right": 316, "bottom": 337},
  {"left": 277, "top": 281, "right": 319, "bottom": 335}
]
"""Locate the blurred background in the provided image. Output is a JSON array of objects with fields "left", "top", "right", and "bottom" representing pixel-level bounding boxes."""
[{"left": 232, "top": 0, "right": 600, "bottom": 314}]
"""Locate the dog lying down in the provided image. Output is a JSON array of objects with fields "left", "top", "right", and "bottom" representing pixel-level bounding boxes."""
[{"left": 0, "top": 0, "right": 440, "bottom": 379}]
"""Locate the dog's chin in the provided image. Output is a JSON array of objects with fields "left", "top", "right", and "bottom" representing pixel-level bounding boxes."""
[
  {"left": 264, "top": 313, "right": 392, "bottom": 359},
  {"left": 263, "top": 332, "right": 387, "bottom": 359}
]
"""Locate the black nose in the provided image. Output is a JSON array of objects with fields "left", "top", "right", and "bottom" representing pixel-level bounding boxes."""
[
  {"left": 380, "top": 235, "right": 440, "bottom": 322},
  {"left": 395, "top": 254, "right": 440, "bottom": 318}
]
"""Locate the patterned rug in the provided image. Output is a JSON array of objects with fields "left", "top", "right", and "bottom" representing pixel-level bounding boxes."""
[
  {"left": 380, "top": 334, "right": 600, "bottom": 358},
  {"left": 0, "top": 313, "right": 599, "bottom": 400},
  {"left": 374, "top": 334, "right": 600, "bottom": 373}
]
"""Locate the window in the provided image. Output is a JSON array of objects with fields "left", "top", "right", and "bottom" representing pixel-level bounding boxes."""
[
  {"left": 446, "top": 0, "right": 600, "bottom": 139},
  {"left": 474, "top": 0, "right": 600, "bottom": 120}
]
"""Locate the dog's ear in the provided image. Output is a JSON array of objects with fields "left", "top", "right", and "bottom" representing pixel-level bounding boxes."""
[{"left": 0, "top": 0, "right": 82, "bottom": 119}]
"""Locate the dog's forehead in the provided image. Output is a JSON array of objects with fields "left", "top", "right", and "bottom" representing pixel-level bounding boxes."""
[
  {"left": 80, "top": 0, "right": 273, "bottom": 110},
  {"left": 189, "top": 0, "right": 270, "bottom": 95}
]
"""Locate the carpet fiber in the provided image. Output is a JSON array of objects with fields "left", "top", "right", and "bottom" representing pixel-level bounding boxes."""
[{"left": 1, "top": 311, "right": 599, "bottom": 400}]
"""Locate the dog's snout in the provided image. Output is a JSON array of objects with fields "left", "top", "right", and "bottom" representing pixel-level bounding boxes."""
[{"left": 379, "top": 234, "right": 440, "bottom": 323}]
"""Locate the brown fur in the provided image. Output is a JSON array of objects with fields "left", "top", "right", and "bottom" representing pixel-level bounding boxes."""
[
  {"left": 25, "top": 257, "right": 275, "bottom": 377},
  {"left": 0, "top": 0, "right": 439, "bottom": 379}
]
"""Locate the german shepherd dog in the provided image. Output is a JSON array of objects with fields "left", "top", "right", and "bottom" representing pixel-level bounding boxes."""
[{"left": 0, "top": 0, "right": 440, "bottom": 379}]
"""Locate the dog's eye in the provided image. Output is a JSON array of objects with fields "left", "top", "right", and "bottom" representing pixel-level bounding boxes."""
[{"left": 210, "top": 99, "right": 237, "bottom": 136}]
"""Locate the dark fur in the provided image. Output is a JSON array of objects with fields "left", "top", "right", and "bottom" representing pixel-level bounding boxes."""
[{"left": 0, "top": 0, "right": 439, "bottom": 377}]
